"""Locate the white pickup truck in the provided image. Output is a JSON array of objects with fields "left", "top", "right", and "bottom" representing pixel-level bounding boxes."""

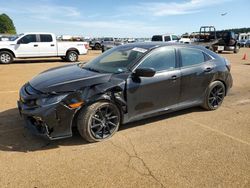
[{"left": 0, "top": 32, "right": 88, "bottom": 64}]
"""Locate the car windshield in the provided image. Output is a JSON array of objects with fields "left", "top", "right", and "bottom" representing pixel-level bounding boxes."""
[
  {"left": 9, "top": 34, "right": 24, "bottom": 41},
  {"left": 81, "top": 45, "right": 148, "bottom": 73}
]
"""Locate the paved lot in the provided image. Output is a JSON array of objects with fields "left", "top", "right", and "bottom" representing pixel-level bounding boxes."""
[{"left": 0, "top": 48, "right": 249, "bottom": 188}]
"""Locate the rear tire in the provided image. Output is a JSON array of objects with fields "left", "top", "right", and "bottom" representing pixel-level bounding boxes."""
[
  {"left": 77, "top": 101, "right": 121, "bottom": 142},
  {"left": 94, "top": 43, "right": 101, "bottom": 50},
  {"left": 202, "top": 81, "right": 225, "bottom": 110},
  {"left": 0, "top": 51, "right": 13, "bottom": 64},
  {"left": 234, "top": 46, "right": 239, "bottom": 53},
  {"left": 66, "top": 51, "right": 78, "bottom": 62}
]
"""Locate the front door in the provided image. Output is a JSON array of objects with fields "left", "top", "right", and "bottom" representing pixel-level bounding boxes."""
[
  {"left": 126, "top": 46, "right": 181, "bottom": 121},
  {"left": 15, "top": 34, "right": 40, "bottom": 57}
]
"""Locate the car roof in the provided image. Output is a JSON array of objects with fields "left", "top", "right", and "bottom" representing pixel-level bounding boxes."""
[
  {"left": 118, "top": 42, "right": 220, "bottom": 59},
  {"left": 120, "top": 42, "right": 208, "bottom": 50}
]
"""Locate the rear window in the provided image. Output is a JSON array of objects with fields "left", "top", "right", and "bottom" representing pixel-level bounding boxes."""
[
  {"left": 152, "top": 35, "right": 163, "bottom": 41},
  {"left": 40, "top": 34, "right": 53, "bottom": 42}
]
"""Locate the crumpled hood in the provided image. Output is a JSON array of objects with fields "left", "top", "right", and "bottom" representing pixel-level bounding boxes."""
[{"left": 29, "top": 64, "right": 112, "bottom": 93}]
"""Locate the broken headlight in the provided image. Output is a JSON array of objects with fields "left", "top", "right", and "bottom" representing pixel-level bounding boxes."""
[{"left": 36, "top": 94, "right": 68, "bottom": 107}]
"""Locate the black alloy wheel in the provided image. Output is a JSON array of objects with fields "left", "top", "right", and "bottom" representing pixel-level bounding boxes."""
[
  {"left": 203, "top": 81, "right": 225, "bottom": 110},
  {"left": 77, "top": 102, "right": 120, "bottom": 142},
  {"left": 90, "top": 104, "right": 119, "bottom": 139}
]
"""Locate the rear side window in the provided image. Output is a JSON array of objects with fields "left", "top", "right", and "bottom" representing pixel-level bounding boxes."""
[
  {"left": 180, "top": 48, "right": 205, "bottom": 67},
  {"left": 138, "top": 47, "right": 176, "bottom": 71},
  {"left": 164, "top": 36, "right": 171, "bottom": 41},
  {"left": 152, "top": 35, "right": 163, "bottom": 41},
  {"left": 19, "top": 34, "right": 37, "bottom": 44},
  {"left": 40, "top": 34, "right": 53, "bottom": 42}
]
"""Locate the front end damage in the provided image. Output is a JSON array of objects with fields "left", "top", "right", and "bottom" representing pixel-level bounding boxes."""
[{"left": 18, "top": 77, "right": 127, "bottom": 140}]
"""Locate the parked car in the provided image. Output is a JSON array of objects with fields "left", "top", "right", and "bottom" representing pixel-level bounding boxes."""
[
  {"left": 192, "top": 26, "right": 239, "bottom": 53},
  {"left": 245, "top": 40, "right": 250, "bottom": 48},
  {"left": 151, "top": 34, "right": 179, "bottom": 43},
  {"left": 18, "top": 43, "right": 233, "bottom": 142},
  {"left": 214, "top": 31, "right": 239, "bottom": 53},
  {"left": 89, "top": 38, "right": 103, "bottom": 50},
  {"left": 179, "top": 38, "right": 192, "bottom": 44},
  {"left": 101, "top": 37, "right": 124, "bottom": 52},
  {"left": 0, "top": 32, "right": 88, "bottom": 64},
  {"left": 238, "top": 39, "right": 247, "bottom": 47}
]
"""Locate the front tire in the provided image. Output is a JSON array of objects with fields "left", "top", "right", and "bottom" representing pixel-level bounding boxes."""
[
  {"left": 202, "top": 81, "right": 225, "bottom": 110},
  {"left": 66, "top": 51, "right": 78, "bottom": 62},
  {"left": 77, "top": 101, "right": 121, "bottom": 142},
  {"left": 0, "top": 51, "right": 13, "bottom": 64}
]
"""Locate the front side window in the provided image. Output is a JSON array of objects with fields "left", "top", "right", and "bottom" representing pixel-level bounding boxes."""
[
  {"left": 40, "top": 34, "right": 53, "bottom": 42},
  {"left": 138, "top": 47, "right": 176, "bottom": 72},
  {"left": 180, "top": 48, "right": 205, "bottom": 67},
  {"left": 172, "top": 35, "right": 178, "bottom": 40},
  {"left": 19, "top": 34, "right": 37, "bottom": 44}
]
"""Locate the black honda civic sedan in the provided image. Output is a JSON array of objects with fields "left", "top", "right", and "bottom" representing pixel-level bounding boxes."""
[{"left": 18, "top": 43, "right": 233, "bottom": 142}]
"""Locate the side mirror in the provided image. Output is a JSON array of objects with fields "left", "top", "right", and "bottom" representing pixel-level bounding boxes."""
[
  {"left": 133, "top": 68, "right": 156, "bottom": 77},
  {"left": 17, "top": 40, "right": 21, "bottom": 44}
]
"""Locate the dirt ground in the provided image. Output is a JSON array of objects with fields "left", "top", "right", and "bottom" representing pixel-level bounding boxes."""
[{"left": 0, "top": 48, "right": 249, "bottom": 188}]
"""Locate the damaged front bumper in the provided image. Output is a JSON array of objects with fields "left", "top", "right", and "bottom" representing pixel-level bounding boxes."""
[
  {"left": 17, "top": 100, "right": 76, "bottom": 140},
  {"left": 17, "top": 83, "right": 80, "bottom": 140}
]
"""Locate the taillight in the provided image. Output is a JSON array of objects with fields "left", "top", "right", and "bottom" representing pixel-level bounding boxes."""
[
  {"left": 84, "top": 44, "right": 89, "bottom": 49},
  {"left": 225, "top": 58, "right": 231, "bottom": 71}
]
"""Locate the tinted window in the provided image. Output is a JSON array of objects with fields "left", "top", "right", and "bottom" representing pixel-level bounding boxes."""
[
  {"left": 40, "top": 34, "right": 53, "bottom": 42},
  {"left": 104, "top": 38, "right": 113, "bottom": 41},
  {"left": 180, "top": 48, "right": 205, "bottom": 67},
  {"left": 152, "top": 35, "right": 163, "bottom": 41},
  {"left": 172, "top": 35, "right": 178, "bottom": 40},
  {"left": 164, "top": 36, "right": 171, "bottom": 41},
  {"left": 19, "top": 35, "right": 37, "bottom": 44},
  {"left": 138, "top": 47, "right": 176, "bottom": 71}
]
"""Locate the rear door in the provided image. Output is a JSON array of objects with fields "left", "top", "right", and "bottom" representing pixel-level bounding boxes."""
[
  {"left": 38, "top": 34, "right": 57, "bottom": 57},
  {"left": 15, "top": 34, "right": 40, "bottom": 57},
  {"left": 126, "top": 46, "right": 181, "bottom": 121},
  {"left": 178, "top": 47, "right": 215, "bottom": 104}
]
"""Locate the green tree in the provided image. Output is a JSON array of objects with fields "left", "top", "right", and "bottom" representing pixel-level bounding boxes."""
[{"left": 0, "top": 13, "right": 16, "bottom": 34}]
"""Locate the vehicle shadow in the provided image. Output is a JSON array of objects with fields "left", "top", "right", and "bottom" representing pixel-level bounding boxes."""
[
  {"left": 10, "top": 59, "right": 67, "bottom": 64},
  {"left": 0, "top": 107, "right": 204, "bottom": 152}
]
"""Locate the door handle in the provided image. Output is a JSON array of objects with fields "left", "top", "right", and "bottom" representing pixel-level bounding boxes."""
[
  {"left": 204, "top": 67, "right": 213, "bottom": 72},
  {"left": 171, "top": 75, "right": 177, "bottom": 80},
  {"left": 51, "top": 44, "right": 55, "bottom": 47},
  {"left": 34, "top": 44, "right": 38, "bottom": 47}
]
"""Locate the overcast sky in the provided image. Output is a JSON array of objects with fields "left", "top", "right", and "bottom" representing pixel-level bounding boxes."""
[{"left": 0, "top": 0, "right": 249, "bottom": 37}]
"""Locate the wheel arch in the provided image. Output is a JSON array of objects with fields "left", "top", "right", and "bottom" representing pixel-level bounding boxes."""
[
  {"left": 66, "top": 48, "right": 79, "bottom": 55},
  {"left": 72, "top": 94, "right": 125, "bottom": 129},
  {"left": 0, "top": 48, "right": 16, "bottom": 58}
]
